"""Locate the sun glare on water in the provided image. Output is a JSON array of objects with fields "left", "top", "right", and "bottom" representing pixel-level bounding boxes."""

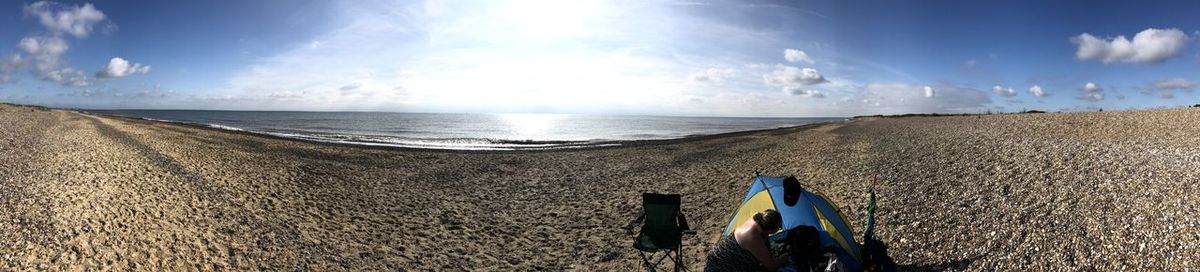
[{"left": 497, "top": 113, "right": 564, "bottom": 140}]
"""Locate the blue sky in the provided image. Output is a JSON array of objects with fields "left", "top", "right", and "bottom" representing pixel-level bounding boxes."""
[{"left": 1, "top": 0, "right": 1199, "bottom": 117}]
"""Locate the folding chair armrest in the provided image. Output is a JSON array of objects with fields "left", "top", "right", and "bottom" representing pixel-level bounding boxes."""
[{"left": 673, "top": 207, "right": 695, "bottom": 236}]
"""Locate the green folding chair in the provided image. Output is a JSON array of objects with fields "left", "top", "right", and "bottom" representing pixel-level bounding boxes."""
[{"left": 623, "top": 193, "right": 696, "bottom": 271}]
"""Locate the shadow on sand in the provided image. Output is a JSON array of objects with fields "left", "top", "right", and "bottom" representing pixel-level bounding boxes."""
[
  {"left": 897, "top": 255, "right": 983, "bottom": 271},
  {"left": 863, "top": 237, "right": 983, "bottom": 272}
]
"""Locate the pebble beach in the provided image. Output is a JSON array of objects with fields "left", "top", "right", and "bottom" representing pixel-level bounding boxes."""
[{"left": 2, "top": 103, "right": 1198, "bottom": 270}]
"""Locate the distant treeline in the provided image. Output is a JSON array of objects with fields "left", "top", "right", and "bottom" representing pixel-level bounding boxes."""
[
  {"left": 853, "top": 110, "right": 1047, "bottom": 119},
  {"left": 851, "top": 104, "right": 1200, "bottom": 119},
  {"left": 0, "top": 102, "right": 51, "bottom": 111}
]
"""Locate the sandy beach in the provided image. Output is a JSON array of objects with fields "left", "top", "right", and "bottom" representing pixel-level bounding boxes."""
[{"left": 1, "top": 103, "right": 1198, "bottom": 270}]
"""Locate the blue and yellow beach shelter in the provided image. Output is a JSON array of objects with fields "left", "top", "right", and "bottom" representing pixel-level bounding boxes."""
[{"left": 723, "top": 175, "right": 863, "bottom": 271}]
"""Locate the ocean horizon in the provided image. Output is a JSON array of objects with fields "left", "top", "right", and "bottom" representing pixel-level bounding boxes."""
[{"left": 86, "top": 110, "right": 844, "bottom": 150}]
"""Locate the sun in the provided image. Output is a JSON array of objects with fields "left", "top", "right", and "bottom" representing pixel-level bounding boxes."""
[{"left": 497, "top": 0, "right": 608, "bottom": 39}]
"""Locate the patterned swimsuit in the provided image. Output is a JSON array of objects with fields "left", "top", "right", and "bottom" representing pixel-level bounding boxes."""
[{"left": 704, "top": 234, "right": 761, "bottom": 272}]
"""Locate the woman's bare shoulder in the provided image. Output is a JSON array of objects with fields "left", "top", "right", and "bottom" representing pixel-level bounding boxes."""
[{"left": 734, "top": 221, "right": 760, "bottom": 242}]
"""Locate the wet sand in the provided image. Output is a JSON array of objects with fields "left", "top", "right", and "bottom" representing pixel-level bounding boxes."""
[{"left": 1, "top": 103, "right": 1198, "bottom": 270}]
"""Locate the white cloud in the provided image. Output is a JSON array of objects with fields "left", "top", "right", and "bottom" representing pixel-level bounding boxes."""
[
  {"left": 689, "top": 67, "right": 735, "bottom": 83},
  {"left": 991, "top": 85, "right": 1016, "bottom": 96},
  {"left": 4, "top": 2, "right": 115, "bottom": 87},
  {"left": 1028, "top": 85, "right": 1046, "bottom": 97},
  {"left": 1083, "top": 82, "right": 1101, "bottom": 93},
  {"left": 783, "top": 49, "right": 814, "bottom": 64},
  {"left": 1079, "top": 82, "right": 1103, "bottom": 102},
  {"left": 1071, "top": 28, "right": 1189, "bottom": 64},
  {"left": 782, "top": 86, "right": 824, "bottom": 98},
  {"left": 95, "top": 57, "right": 150, "bottom": 78},
  {"left": 763, "top": 66, "right": 827, "bottom": 86},
  {"left": 23, "top": 1, "right": 108, "bottom": 38},
  {"left": 1152, "top": 78, "right": 1196, "bottom": 90},
  {"left": 923, "top": 86, "right": 935, "bottom": 98},
  {"left": 17, "top": 36, "right": 67, "bottom": 55},
  {"left": 43, "top": 68, "right": 88, "bottom": 87},
  {"left": 0, "top": 54, "right": 25, "bottom": 83},
  {"left": 17, "top": 36, "right": 69, "bottom": 73},
  {"left": 14, "top": 36, "right": 92, "bottom": 86}
]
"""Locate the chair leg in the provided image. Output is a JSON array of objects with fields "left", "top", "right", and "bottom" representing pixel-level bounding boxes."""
[
  {"left": 640, "top": 251, "right": 657, "bottom": 272},
  {"left": 646, "top": 251, "right": 684, "bottom": 272},
  {"left": 642, "top": 251, "right": 677, "bottom": 272},
  {"left": 675, "top": 244, "right": 685, "bottom": 272},
  {"left": 653, "top": 252, "right": 670, "bottom": 271}
]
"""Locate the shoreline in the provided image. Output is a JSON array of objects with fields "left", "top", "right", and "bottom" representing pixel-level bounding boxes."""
[{"left": 79, "top": 109, "right": 848, "bottom": 154}]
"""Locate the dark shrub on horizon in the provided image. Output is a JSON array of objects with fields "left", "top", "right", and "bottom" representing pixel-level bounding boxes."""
[
  {"left": 851, "top": 113, "right": 978, "bottom": 119},
  {"left": 0, "top": 102, "right": 50, "bottom": 111}
]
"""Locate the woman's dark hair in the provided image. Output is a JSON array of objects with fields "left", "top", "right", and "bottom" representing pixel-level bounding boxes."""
[{"left": 753, "top": 209, "right": 783, "bottom": 233}]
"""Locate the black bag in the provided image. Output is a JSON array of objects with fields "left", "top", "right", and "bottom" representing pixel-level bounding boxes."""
[{"left": 785, "top": 225, "right": 824, "bottom": 269}]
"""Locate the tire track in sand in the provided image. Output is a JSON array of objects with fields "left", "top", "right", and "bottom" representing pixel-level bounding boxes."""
[
  {"left": 16, "top": 113, "right": 263, "bottom": 270},
  {"left": 79, "top": 113, "right": 331, "bottom": 270},
  {"left": 82, "top": 114, "right": 233, "bottom": 207},
  {"left": 0, "top": 109, "right": 66, "bottom": 270}
]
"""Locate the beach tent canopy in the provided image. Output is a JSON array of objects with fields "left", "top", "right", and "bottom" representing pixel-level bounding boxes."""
[{"left": 722, "top": 175, "right": 862, "bottom": 271}]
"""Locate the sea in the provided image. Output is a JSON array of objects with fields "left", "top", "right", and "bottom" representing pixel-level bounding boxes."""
[{"left": 87, "top": 110, "right": 843, "bottom": 150}]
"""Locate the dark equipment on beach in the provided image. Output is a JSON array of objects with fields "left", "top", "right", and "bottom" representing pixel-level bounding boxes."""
[
  {"left": 718, "top": 175, "right": 894, "bottom": 272},
  {"left": 860, "top": 189, "right": 897, "bottom": 272},
  {"left": 783, "top": 225, "right": 825, "bottom": 268},
  {"left": 623, "top": 193, "right": 696, "bottom": 271}
]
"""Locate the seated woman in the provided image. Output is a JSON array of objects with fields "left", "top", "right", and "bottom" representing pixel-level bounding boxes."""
[{"left": 705, "top": 210, "right": 785, "bottom": 272}]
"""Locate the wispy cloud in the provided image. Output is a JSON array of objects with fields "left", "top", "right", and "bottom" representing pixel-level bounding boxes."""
[
  {"left": 216, "top": 0, "right": 819, "bottom": 114},
  {"left": 851, "top": 83, "right": 991, "bottom": 114},
  {"left": 1142, "top": 78, "right": 1196, "bottom": 99},
  {"left": 1152, "top": 78, "right": 1196, "bottom": 90},
  {"left": 782, "top": 86, "right": 824, "bottom": 98},
  {"left": 689, "top": 67, "right": 736, "bottom": 83},
  {"left": 739, "top": 3, "right": 830, "bottom": 19}
]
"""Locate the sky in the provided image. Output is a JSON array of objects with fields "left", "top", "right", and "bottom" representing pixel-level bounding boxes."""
[{"left": 1, "top": 0, "right": 1199, "bottom": 117}]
